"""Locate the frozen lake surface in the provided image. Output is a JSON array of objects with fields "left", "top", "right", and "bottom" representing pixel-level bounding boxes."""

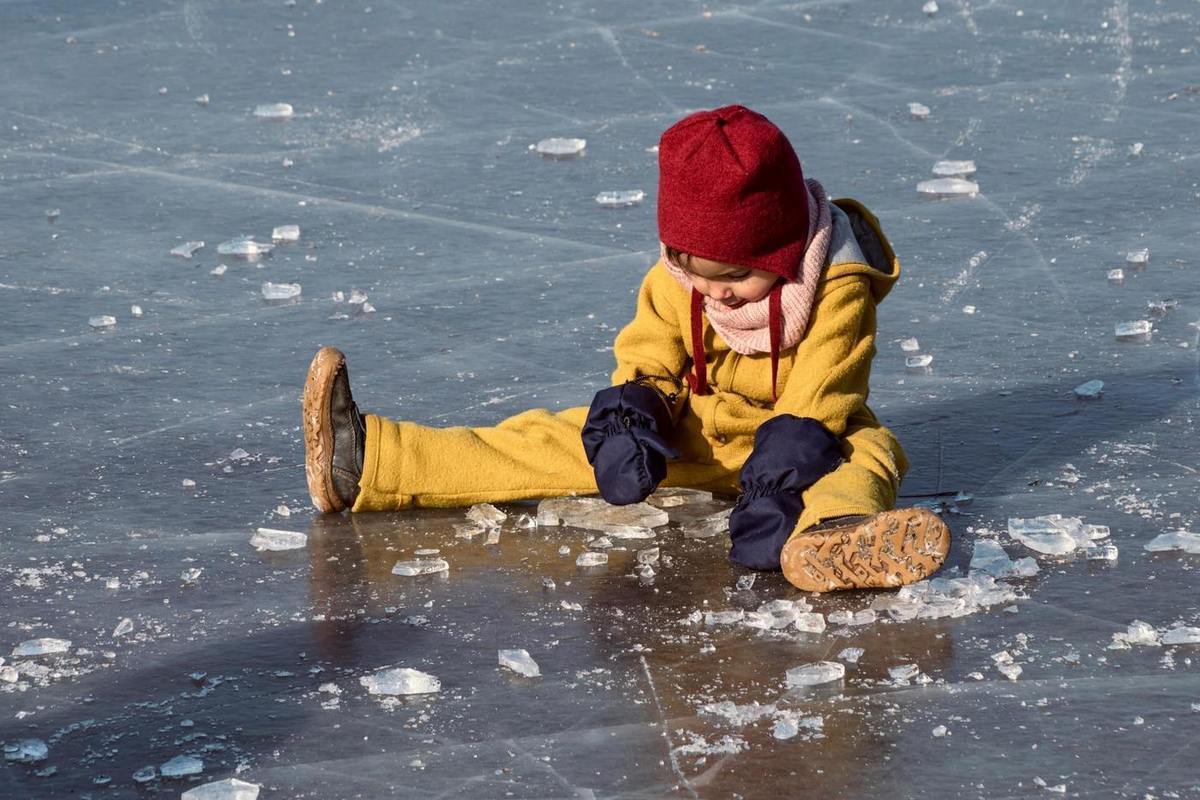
[{"left": 2, "top": 0, "right": 1199, "bottom": 797}]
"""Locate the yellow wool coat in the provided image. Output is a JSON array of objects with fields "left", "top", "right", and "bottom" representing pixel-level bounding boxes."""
[{"left": 353, "top": 198, "right": 905, "bottom": 534}]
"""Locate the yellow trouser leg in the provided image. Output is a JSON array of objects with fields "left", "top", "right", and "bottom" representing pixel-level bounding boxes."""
[
  {"left": 352, "top": 407, "right": 740, "bottom": 511},
  {"left": 795, "top": 415, "right": 908, "bottom": 532}
]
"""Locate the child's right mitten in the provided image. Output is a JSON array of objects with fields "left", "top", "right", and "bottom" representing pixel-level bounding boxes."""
[
  {"left": 728, "top": 415, "right": 844, "bottom": 570},
  {"left": 581, "top": 382, "right": 680, "bottom": 505}
]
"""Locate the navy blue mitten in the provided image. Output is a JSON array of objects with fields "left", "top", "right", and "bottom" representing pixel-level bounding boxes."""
[
  {"left": 728, "top": 415, "right": 843, "bottom": 570},
  {"left": 581, "top": 382, "right": 680, "bottom": 505}
]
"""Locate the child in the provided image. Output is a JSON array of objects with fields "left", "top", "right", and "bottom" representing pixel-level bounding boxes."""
[{"left": 302, "top": 104, "right": 950, "bottom": 593}]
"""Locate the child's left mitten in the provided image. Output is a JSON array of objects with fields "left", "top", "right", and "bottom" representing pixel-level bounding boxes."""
[
  {"left": 581, "top": 382, "right": 680, "bottom": 505},
  {"left": 728, "top": 415, "right": 843, "bottom": 569}
]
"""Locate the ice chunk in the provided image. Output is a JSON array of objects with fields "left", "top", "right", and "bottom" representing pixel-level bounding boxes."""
[
  {"left": 170, "top": 241, "right": 205, "bottom": 258},
  {"left": 12, "top": 638, "right": 70, "bottom": 657},
  {"left": 931, "top": 159, "right": 975, "bottom": 176},
  {"left": 532, "top": 137, "right": 586, "bottom": 158},
  {"left": 1073, "top": 379, "right": 1104, "bottom": 399},
  {"left": 498, "top": 649, "right": 541, "bottom": 677},
  {"left": 1121, "top": 620, "right": 1161, "bottom": 646},
  {"left": 905, "top": 354, "right": 933, "bottom": 372},
  {"left": 838, "top": 647, "right": 865, "bottom": 664},
  {"left": 827, "top": 609, "right": 877, "bottom": 626},
  {"left": 1, "top": 666, "right": 19, "bottom": 683},
  {"left": 917, "top": 178, "right": 979, "bottom": 197},
  {"left": 1084, "top": 543, "right": 1118, "bottom": 561},
  {"left": 130, "top": 304, "right": 144, "bottom": 318},
  {"left": 647, "top": 487, "right": 714, "bottom": 508},
  {"left": 250, "top": 528, "right": 307, "bottom": 551},
  {"left": 132, "top": 766, "right": 157, "bottom": 783},
  {"left": 348, "top": 288, "right": 369, "bottom": 305},
  {"left": 4, "top": 739, "right": 48, "bottom": 763},
  {"left": 794, "top": 612, "right": 827, "bottom": 633},
  {"left": 772, "top": 712, "right": 823, "bottom": 740},
  {"left": 253, "top": 102, "right": 294, "bottom": 120},
  {"left": 704, "top": 609, "right": 745, "bottom": 625},
  {"left": 888, "top": 663, "right": 920, "bottom": 681},
  {"left": 970, "top": 540, "right": 1038, "bottom": 578},
  {"left": 700, "top": 700, "right": 777, "bottom": 726},
  {"left": 1125, "top": 248, "right": 1150, "bottom": 267},
  {"left": 899, "top": 337, "right": 921, "bottom": 352},
  {"left": 1114, "top": 320, "right": 1152, "bottom": 341},
  {"left": 785, "top": 661, "right": 845, "bottom": 688},
  {"left": 588, "top": 535, "right": 612, "bottom": 550},
  {"left": 1144, "top": 531, "right": 1200, "bottom": 554},
  {"left": 391, "top": 558, "right": 449, "bottom": 576},
  {"left": 230, "top": 447, "right": 251, "bottom": 460},
  {"left": 194, "top": 93, "right": 210, "bottom": 106},
  {"left": 932, "top": 724, "right": 948, "bottom": 737},
  {"left": 1007, "top": 517, "right": 1080, "bottom": 555},
  {"left": 113, "top": 617, "right": 134, "bottom": 637},
  {"left": 736, "top": 574, "right": 756, "bottom": 591},
  {"left": 600, "top": 524, "right": 655, "bottom": 539},
  {"left": 1107, "top": 268, "right": 1124, "bottom": 283},
  {"left": 636, "top": 547, "right": 660, "bottom": 565},
  {"left": 271, "top": 224, "right": 300, "bottom": 242},
  {"left": 685, "top": 508, "right": 732, "bottom": 538},
  {"left": 182, "top": 778, "right": 261, "bottom": 800},
  {"left": 997, "top": 662, "right": 1022, "bottom": 681},
  {"left": 595, "top": 190, "right": 645, "bottom": 207},
  {"left": 537, "top": 496, "right": 669, "bottom": 530},
  {"left": 922, "top": 0, "right": 939, "bottom": 15},
  {"left": 466, "top": 503, "right": 506, "bottom": 528},
  {"left": 218, "top": 237, "right": 274, "bottom": 259},
  {"left": 1161, "top": 626, "right": 1200, "bottom": 645},
  {"left": 909, "top": 102, "right": 931, "bottom": 119},
  {"left": 484, "top": 529, "right": 500, "bottom": 546},
  {"left": 211, "top": 264, "right": 227, "bottom": 276},
  {"left": 261, "top": 281, "right": 301, "bottom": 300},
  {"left": 576, "top": 552, "right": 608, "bottom": 568},
  {"left": 89, "top": 315, "right": 117, "bottom": 329},
  {"left": 160, "top": 755, "right": 204, "bottom": 778},
  {"left": 361, "top": 667, "right": 440, "bottom": 695},
  {"left": 454, "top": 522, "right": 485, "bottom": 538}
]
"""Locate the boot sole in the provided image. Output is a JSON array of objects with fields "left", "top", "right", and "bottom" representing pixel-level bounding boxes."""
[
  {"left": 302, "top": 347, "right": 347, "bottom": 513},
  {"left": 781, "top": 508, "right": 950, "bottom": 592}
]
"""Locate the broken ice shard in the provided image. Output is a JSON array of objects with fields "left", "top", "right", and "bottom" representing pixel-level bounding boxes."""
[
  {"left": 917, "top": 178, "right": 979, "bottom": 197},
  {"left": 838, "top": 647, "right": 865, "bottom": 664},
  {"left": 4, "top": 739, "right": 48, "bottom": 763},
  {"left": 888, "top": 663, "right": 920, "bottom": 681},
  {"left": 170, "top": 241, "right": 205, "bottom": 258},
  {"left": 271, "top": 224, "right": 300, "bottom": 242},
  {"left": 923, "top": 0, "right": 939, "bottom": 15},
  {"left": 1144, "top": 531, "right": 1200, "bottom": 554},
  {"left": 89, "top": 315, "right": 117, "bottom": 329},
  {"left": 736, "top": 574, "right": 756, "bottom": 591},
  {"left": 785, "top": 661, "right": 845, "bottom": 688},
  {"left": 909, "top": 102, "right": 931, "bottom": 119},
  {"left": 576, "top": 551, "right": 608, "bottom": 568},
  {"left": 1107, "top": 268, "right": 1124, "bottom": 283},
  {"left": 827, "top": 609, "right": 877, "bottom": 627},
  {"left": 1084, "top": 543, "right": 1118, "bottom": 561},
  {"left": 217, "top": 237, "right": 274, "bottom": 259},
  {"left": 899, "top": 337, "right": 920, "bottom": 352},
  {"left": 391, "top": 558, "right": 449, "bottom": 576},
  {"left": 251, "top": 528, "right": 307, "bottom": 551},
  {"left": 532, "top": 137, "right": 586, "bottom": 158},
  {"left": 1114, "top": 320, "right": 1152, "bottom": 341},
  {"left": 931, "top": 159, "right": 975, "bottom": 177},
  {"left": 113, "top": 617, "right": 134, "bottom": 637},
  {"left": 1007, "top": 517, "right": 1081, "bottom": 555},
  {"left": 1161, "top": 626, "right": 1200, "bottom": 645},
  {"left": 261, "top": 282, "right": 302, "bottom": 300},
  {"left": 182, "top": 778, "right": 261, "bottom": 800},
  {"left": 794, "top": 612, "right": 827, "bottom": 633},
  {"left": 130, "top": 304, "right": 143, "bottom": 318},
  {"left": 970, "top": 539, "right": 1039, "bottom": 578},
  {"left": 132, "top": 766, "right": 157, "bottom": 783},
  {"left": 537, "top": 496, "right": 669, "bottom": 530},
  {"left": 466, "top": 503, "right": 506, "bottom": 528},
  {"left": 1073, "top": 379, "right": 1104, "bottom": 399},
  {"left": 160, "top": 755, "right": 204, "bottom": 778},
  {"left": 704, "top": 609, "right": 745, "bottom": 625},
  {"left": 361, "top": 667, "right": 440, "bottom": 695},
  {"left": 599, "top": 524, "right": 655, "bottom": 539},
  {"left": 12, "top": 638, "right": 71, "bottom": 657},
  {"left": 498, "top": 649, "right": 541, "bottom": 678},
  {"left": 997, "top": 662, "right": 1022, "bottom": 680},
  {"left": 253, "top": 102, "right": 294, "bottom": 120},
  {"left": 595, "top": 190, "right": 645, "bottom": 207},
  {"left": 905, "top": 354, "right": 933, "bottom": 372}
]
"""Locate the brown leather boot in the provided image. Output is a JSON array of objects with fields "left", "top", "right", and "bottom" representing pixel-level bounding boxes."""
[
  {"left": 302, "top": 347, "right": 366, "bottom": 513},
  {"left": 780, "top": 508, "right": 950, "bottom": 592}
]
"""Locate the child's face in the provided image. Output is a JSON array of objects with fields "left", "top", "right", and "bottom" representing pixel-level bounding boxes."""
[{"left": 679, "top": 256, "right": 780, "bottom": 309}]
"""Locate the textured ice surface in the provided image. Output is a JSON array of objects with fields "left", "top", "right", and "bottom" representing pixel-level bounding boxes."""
[
  {"left": 537, "top": 497, "right": 669, "bottom": 530},
  {"left": 498, "top": 649, "right": 541, "bottom": 678},
  {"left": 5, "top": 1, "right": 1200, "bottom": 797},
  {"left": 182, "top": 778, "right": 261, "bottom": 800},
  {"left": 249, "top": 528, "right": 307, "bottom": 551},
  {"left": 360, "top": 667, "right": 440, "bottom": 696}
]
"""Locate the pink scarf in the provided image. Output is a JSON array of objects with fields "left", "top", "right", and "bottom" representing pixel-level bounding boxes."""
[{"left": 661, "top": 178, "right": 832, "bottom": 398}]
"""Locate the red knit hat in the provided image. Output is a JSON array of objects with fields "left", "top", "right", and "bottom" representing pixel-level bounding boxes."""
[{"left": 657, "top": 105, "right": 810, "bottom": 399}]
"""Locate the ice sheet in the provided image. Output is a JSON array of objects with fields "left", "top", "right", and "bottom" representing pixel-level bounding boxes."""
[{"left": 2, "top": 0, "right": 1199, "bottom": 797}]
